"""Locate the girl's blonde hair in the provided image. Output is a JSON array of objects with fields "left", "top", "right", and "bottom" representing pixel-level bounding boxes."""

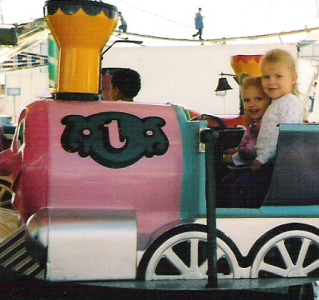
[
  {"left": 260, "top": 49, "right": 299, "bottom": 95},
  {"left": 239, "top": 75, "right": 268, "bottom": 99}
]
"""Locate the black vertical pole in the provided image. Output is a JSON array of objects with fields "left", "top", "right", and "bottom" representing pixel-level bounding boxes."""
[{"left": 201, "top": 129, "right": 218, "bottom": 288}]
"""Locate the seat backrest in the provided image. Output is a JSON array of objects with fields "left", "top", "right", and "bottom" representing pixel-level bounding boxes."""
[
  {"left": 216, "top": 128, "right": 245, "bottom": 153},
  {"left": 214, "top": 128, "right": 245, "bottom": 182},
  {"left": 198, "top": 114, "right": 227, "bottom": 129},
  {"left": 263, "top": 124, "right": 319, "bottom": 206}
]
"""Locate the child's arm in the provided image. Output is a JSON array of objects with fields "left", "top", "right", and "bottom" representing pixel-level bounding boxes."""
[
  {"left": 223, "top": 151, "right": 251, "bottom": 166},
  {"left": 222, "top": 147, "right": 237, "bottom": 164},
  {"left": 251, "top": 159, "right": 262, "bottom": 170},
  {"left": 255, "top": 94, "right": 303, "bottom": 165},
  {"left": 231, "top": 152, "right": 250, "bottom": 166},
  {"left": 224, "top": 148, "right": 237, "bottom": 155},
  {"left": 254, "top": 116, "right": 278, "bottom": 165}
]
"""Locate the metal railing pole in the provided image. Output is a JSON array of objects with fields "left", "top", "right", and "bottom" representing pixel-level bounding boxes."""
[{"left": 201, "top": 129, "right": 218, "bottom": 288}]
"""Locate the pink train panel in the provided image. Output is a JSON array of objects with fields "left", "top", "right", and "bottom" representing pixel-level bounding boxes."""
[{"left": 13, "top": 100, "right": 184, "bottom": 237}]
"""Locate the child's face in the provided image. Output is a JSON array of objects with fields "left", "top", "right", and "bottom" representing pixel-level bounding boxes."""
[
  {"left": 261, "top": 61, "right": 297, "bottom": 99},
  {"left": 242, "top": 86, "right": 271, "bottom": 120}
]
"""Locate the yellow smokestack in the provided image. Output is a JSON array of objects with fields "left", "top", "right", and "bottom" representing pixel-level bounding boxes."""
[{"left": 44, "top": 1, "right": 118, "bottom": 101}]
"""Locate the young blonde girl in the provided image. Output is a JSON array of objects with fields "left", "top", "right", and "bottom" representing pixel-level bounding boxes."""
[
  {"left": 223, "top": 76, "right": 271, "bottom": 166},
  {"left": 252, "top": 49, "right": 304, "bottom": 170},
  {"left": 218, "top": 76, "right": 271, "bottom": 208}
]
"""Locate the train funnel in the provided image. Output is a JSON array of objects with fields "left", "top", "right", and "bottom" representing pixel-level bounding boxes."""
[
  {"left": 231, "top": 55, "right": 263, "bottom": 78},
  {"left": 44, "top": 0, "right": 118, "bottom": 101}
]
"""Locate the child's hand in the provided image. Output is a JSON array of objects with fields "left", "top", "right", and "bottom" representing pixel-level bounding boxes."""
[
  {"left": 222, "top": 154, "right": 233, "bottom": 164},
  {"left": 251, "top": 159, "right": 262, "bottom": 170},
  {"left": 224, "top": 148, "right": 237, "bottom": 155}
]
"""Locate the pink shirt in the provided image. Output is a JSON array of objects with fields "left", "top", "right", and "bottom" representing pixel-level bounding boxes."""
[{"left": 232, "top": 119, "right": 261, "bottom": 166}]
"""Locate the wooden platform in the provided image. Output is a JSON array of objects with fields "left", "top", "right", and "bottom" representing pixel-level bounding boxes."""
[{"left": 0, "top": 208, "right": 19, "bottom": 242}]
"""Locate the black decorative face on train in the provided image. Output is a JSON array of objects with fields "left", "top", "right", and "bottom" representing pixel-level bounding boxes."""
[{"left": 61, "top": 112, "right": 169, "bottom": 168}]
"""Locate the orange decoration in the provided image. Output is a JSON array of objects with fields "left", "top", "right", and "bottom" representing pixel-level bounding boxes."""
[{"left": 231, "top": 55, "right": 263, "bottom": 77}]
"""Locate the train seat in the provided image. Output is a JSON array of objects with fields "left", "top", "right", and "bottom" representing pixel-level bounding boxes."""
[{"left": 263, "top": 124, "right": 319, "bottom": 206}]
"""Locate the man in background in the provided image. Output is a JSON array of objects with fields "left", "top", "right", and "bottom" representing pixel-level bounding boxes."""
[
  {"left": 192, "top": 8, "right": 204, "bottom": 40},
  {"left": 110, "top": 68, "right": 141, "bottom": 102}
]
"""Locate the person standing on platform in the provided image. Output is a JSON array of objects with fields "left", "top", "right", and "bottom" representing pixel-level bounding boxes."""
[
  {"left": 192, "top": 8, "right": 204, "bottom": 40},
  {"left": 118, "top": 12, "right": 127, "bottom": 34}
]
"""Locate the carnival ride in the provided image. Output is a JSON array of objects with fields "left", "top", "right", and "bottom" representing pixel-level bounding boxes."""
[{"left": 1, "top": 1, "right": 319, "bottom": 299}]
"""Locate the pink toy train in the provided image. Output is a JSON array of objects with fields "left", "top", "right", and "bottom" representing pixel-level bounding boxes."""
[{"left": 1, "top": 2, "right": 319, "bottom": 298}]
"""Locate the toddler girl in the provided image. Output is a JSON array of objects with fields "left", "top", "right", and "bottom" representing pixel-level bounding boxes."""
[
  {"left": 218, "top": 76, "right": 271, "bottom": 208},
  {"left": 252, "top": 49, "right": 304, "bottom": 170}
]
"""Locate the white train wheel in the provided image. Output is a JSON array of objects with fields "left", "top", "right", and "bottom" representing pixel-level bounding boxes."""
[
  {"left": 251, "top": 230, "right": 319, "bottom": 278},
  {"left": 142, "top": 228, "right": 240, "bottom": 280},
  {"left": 251, "top": 229, "right": 319, "bottom": 300}
]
